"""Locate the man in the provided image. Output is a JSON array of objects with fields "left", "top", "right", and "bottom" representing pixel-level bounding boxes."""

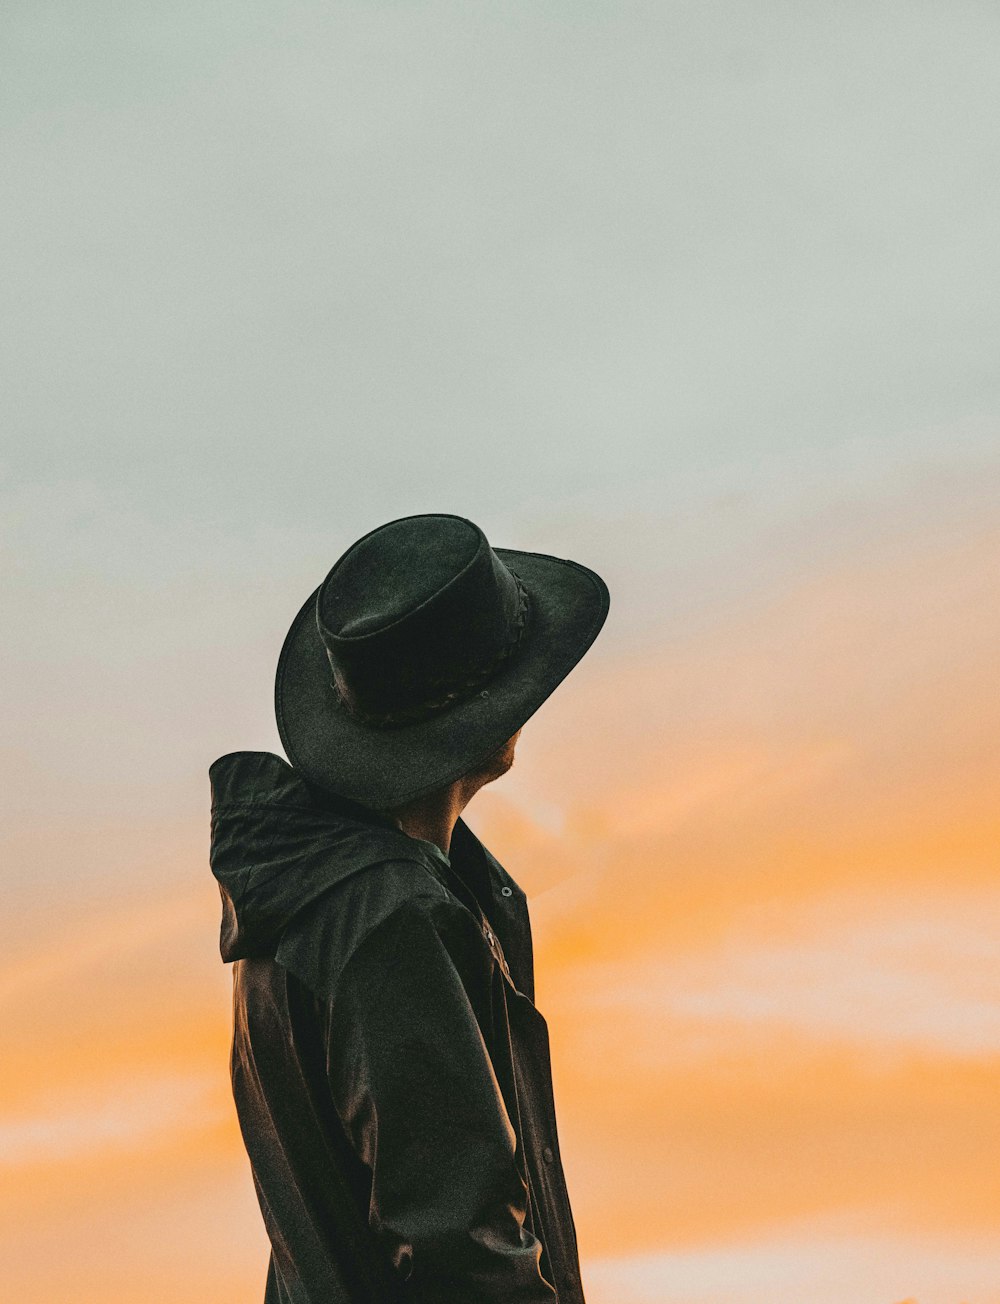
[{"left": 209, "top": 512, "right": 609, "bottom": 1303}]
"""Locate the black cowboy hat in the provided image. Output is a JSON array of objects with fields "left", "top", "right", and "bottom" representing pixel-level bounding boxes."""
[{"left": 275, "top": 512, "right": 610, "bottom": 810}]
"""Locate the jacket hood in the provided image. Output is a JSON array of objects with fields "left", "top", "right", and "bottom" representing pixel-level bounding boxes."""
[{"left": 209, "top": 751, "right": 450, "bottom": 961}]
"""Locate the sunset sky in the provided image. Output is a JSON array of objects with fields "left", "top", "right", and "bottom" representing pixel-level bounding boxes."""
[{"left": 3, "top": 3, "right": 999, "bottom": 1302}]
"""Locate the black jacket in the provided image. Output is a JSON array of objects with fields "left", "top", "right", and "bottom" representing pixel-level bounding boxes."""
[{"left": 209, "top": 751, "right": 587, "bottom": 1303}]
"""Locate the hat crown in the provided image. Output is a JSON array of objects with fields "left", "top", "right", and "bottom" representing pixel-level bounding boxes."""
[
  {"left": 316, "top": 514, "right": 529, "bottom": 727},
  {"left": 320, "top": 516, "right": 479, "bottom": 639}
]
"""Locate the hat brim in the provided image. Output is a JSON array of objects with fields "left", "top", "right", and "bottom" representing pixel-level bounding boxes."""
[{"left": 275, "top": 548, "right": 610, "bottom": 809}]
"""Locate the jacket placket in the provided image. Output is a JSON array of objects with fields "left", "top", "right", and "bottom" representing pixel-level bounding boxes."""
[{"left": 451, "top": 838, "right": 588, "bottom": 1304}]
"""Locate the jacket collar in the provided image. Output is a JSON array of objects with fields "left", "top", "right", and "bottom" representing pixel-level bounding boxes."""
[{"left": 209, "top": 750, "right": 532, "bottom": 999}]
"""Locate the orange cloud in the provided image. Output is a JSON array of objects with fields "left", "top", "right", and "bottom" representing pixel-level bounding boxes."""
[{"left": 4, "top": 508, "right": 997, "bottom": 1302}]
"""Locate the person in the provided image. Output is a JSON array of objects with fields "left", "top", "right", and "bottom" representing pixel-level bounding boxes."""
[{"left": 209, "top": 512, "right": 609, "bottom": 1303}]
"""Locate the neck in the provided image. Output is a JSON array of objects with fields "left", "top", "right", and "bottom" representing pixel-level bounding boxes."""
[
  {"left": 387, "top": 777, "right": 478, "bottom": 856},
  {"left": 383, "top": 730, "right": 518, "bottom": 855}
]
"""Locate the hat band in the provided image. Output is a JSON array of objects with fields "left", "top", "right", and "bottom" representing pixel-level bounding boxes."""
[{"left": 332, "top": 570, "right": 530, "bottom": 729}]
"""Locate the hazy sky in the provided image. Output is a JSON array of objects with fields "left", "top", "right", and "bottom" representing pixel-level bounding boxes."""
[{"left": 2, "top": 4, "right": 999, "bottom": 1302}]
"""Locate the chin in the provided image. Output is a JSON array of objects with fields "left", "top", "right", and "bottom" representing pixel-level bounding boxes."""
[{"left": 480, "top": 752, "right": 514, "bottom": 785}]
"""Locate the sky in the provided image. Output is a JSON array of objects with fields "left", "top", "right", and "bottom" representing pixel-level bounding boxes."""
[{"left": 2, "top": 2, "right": 999, "bottom": 1301}]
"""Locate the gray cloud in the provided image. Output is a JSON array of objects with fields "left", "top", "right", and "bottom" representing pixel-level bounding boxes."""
[{"left": 3, "top": 1, "right": 999, "bottom": 822}]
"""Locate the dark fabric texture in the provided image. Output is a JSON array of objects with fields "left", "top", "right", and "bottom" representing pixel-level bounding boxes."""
[
  {"left": 275, "top": 514, "right": 610, "bottom": 809},
  {"left": 210, "top": 750, "right": 587, "bottom": 1304}
]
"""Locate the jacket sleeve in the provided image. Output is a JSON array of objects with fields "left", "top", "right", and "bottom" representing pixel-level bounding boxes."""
[{"left": 324, "top": 895, "right": 558, "bottom": 1303}]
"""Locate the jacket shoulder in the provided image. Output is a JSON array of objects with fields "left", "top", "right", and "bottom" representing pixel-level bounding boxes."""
[{"left": 274, "top": 856, "right": 468, "bottom": 1000}]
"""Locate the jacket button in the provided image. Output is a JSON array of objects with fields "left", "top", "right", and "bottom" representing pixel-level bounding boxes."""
[
  {"left": 501, "top": 886, "right": 513, "bottom": 896},
  {"left": 542, "top": 1146, "right": 554, "bottom": 1163}
]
